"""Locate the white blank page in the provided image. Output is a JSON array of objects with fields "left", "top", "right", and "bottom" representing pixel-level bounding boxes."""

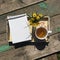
[{"left": 8, "top": 15, "right": 31, "bottom": 43}]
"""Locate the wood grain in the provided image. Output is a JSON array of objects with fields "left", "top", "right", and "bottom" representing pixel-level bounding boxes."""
[{"left": 0, "top": 0, "right": 60, "bottom": 60}]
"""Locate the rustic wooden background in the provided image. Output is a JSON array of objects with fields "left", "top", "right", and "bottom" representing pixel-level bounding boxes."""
[{"left": 0, "top": 0, "right": 60, "bottom": 60}]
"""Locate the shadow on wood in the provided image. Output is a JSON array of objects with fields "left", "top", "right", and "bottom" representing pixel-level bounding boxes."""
[{"left": 9, "top": 40, "right": 48, "bottom": 50}]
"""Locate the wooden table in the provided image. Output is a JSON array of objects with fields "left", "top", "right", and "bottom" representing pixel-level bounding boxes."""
[{"left": 0, "top": 0, "right": 60, "bottom": 60}]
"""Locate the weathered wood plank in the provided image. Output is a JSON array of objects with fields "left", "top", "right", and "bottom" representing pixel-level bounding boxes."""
[
  {"left": 0, "top": 0, "right": 60, "bottom": 60},
  {"left": 38, "top": 54, "right": 58, "bottom": 60},
  {"left": 0, "top": 0, "right": 43, "bottom": 15},
  {"left": 0, "top": 12, "right": 60, "bottom": 60},
  {"left": 47, "top": 54, "right": 58, "bottom": 60}
]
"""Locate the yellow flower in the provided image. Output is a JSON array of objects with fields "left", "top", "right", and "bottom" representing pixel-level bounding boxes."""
[
  {"left": 32, "top": 22, "right": 39, "bottom": 27},
  {"left": 32, "top": 13, "right": 37, "bottom": 17},
  {"left": 36, "top": 15, "right": 40, "bottom": 20},
  {"left": 31, "top": 18, "right": 35, "bottom": 21},
  {"left": 39, "top": 14, "right": 43, "bottom": 17},
  {"left": 28, "top": 18, "right": 34, "bottom": 24},
  {"left": 28, "top": 13, "right": 44, "bottom": 27},
  {"left": 29, "top": 20, "right": 32, "bottom": 25}
]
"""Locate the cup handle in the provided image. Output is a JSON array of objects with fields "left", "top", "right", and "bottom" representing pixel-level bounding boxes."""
[{"left": 48, "top": 30, "right": 52, "bottom": 33}]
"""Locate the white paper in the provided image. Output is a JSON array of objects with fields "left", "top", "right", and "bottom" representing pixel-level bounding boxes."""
[{"left": 8, "top": 14, "right": 31, "bottom": 43}]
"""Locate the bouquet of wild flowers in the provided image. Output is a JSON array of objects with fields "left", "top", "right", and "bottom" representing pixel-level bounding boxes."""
[{"left": 28, "top": 13, "right": 44, "bottom": 27}]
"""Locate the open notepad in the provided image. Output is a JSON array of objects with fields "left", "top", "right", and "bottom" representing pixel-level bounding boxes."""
[{"left": 7, "top": 14, "right": 31, "bottom": 44}]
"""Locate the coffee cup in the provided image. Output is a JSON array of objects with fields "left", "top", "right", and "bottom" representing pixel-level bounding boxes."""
[{"left": 35, "top": 27, "right": 48, "bottom": 40}]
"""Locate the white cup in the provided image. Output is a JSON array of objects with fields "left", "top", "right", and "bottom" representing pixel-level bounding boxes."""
[{"left": 35, "top": 27, "right": 48, "bottom": 40}]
